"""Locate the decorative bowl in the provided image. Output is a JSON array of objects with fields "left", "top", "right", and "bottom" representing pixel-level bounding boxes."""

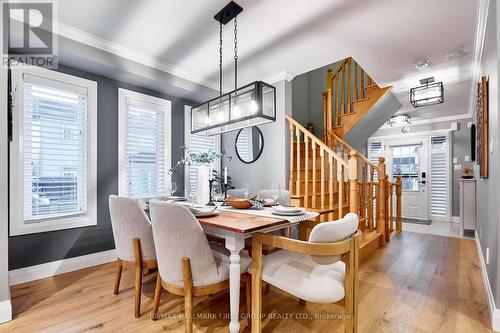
[{"left": 227, "top": 197, "right": 253, "bottom": 209}]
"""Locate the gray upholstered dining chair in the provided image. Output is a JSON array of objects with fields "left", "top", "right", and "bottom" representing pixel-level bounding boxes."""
[
  {"left": 251, "top": 213, "right": 360, "bottom": 333},
  {"left": 257, "top": 189, "right": 291, "bottom": 206},
  {"left": 108, "top": 195, "right": 158, "bottom": 318},
  {"left": 149, "top": 201, "right": 252, "bottom": 332}
]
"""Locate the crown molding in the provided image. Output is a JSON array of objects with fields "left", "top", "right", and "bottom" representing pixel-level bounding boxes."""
[
  {"left": 55, "top": 21, "right": 219, "bottom": 91},
  {"left": 468, "top": 0, "right": 491, "bottom": 118},
  {"left": 262, "top": 70, "right": 296, "bottom": 84}
]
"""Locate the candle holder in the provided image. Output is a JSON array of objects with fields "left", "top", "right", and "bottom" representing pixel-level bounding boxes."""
[
  {"left": 207, "top": 179, "right": 215, "bottom": 206},
  {"left": 221, "top": 183, "right": 230, "bottom": 206}
]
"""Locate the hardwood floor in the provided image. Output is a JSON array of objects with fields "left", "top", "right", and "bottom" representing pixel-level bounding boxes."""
[{"left": 0, "top": 232, "right": 492, "bottom": 332}]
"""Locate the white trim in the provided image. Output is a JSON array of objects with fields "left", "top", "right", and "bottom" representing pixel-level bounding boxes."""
[
  {"left": 451, "top": 216, "right": 460, "bottom": 223},
  {"left": 0, "top": 300, "right": 12, "bottom": 324},
  {"left": 8, "top": 249, "right": 117, "bottom": 286},
  {"left": 370, "top": 128, "right": 453, "bottom": 141},
  {"left": 118, "top": 88, "right": 172, "bottom": 197},
  {"left": 475, "top": 231, "right": 500, "bottom": 332},
  {"left": 469, "top": 0, "right": 491, "bottom": 118},
  {"left": 9, "top": 67, "right": 98, "bottom": 236},
  {"left": 262, "top": 70, "right": 296, "bottom": 84},
  {"left": 184, "top": 105, "right": 221, "bottom": 197},
  {"left": 55, "top": 21, "right": 218, "bottom": 91},
  {"left": 379, "top": 113, "right": 471, "bottom": 129}
]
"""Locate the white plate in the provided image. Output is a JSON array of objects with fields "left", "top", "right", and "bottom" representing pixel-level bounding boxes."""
[
  {"left": 168, "top": 196, "right": 187, "bottom": 201},
  {"left": 194, "top": 211, "right": 219, "bottom": 218},
  {"left": 272, "top": 210, "right": 305, "bottom": 216},
  {"left": 272, "top": 206, "right": 304, "bottom": 214}
]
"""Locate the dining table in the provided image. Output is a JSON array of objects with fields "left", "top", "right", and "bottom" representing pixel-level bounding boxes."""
[{"left": 195, "top": 206, "right": 319, "bottom": 333}]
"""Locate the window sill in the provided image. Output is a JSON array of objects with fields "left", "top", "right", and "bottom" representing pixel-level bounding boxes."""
[{"left": 9, "top": 215, "right": 97, "bottom": 236}]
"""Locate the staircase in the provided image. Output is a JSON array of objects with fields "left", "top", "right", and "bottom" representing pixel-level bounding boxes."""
[
  {"left": 322, "top": 57, "right": 401, "bottom": 148},
  {"left": 287, "top": 58, "right": 403, "bottom": 260}
]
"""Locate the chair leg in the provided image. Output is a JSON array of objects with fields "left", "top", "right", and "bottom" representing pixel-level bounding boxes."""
[
  {"left": 182, "top": 258, "right": 194, "bottom": 333},
  {"left": 134, "top": 238, "right": 143, "bottom": 318},
  {"left": 113, "top": 261, "right": 123, "bottom": 295},
  {"left": 245, "top": 275, "right": 252, "bottom": 329},
  {"left": 152, "top": 273, "right": 162, "bottom": 321}
]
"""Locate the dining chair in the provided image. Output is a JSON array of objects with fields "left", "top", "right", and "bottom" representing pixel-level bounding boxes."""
[
  {"left": 149, "top": 201, "right": 252, "bottom": 332},
  {"left": 256, "top": 189, "right": 291, "bottom": 206},
  {"left": 108, "top": 195, "right": 158, "bottom": 318},
  {"left": 227, "top": 188, "right": 247, "bottom": 198},
  {"left": 251, "top": 213, "right": 360, "bottom": 333}
]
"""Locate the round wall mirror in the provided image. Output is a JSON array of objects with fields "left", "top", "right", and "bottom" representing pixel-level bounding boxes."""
[{"left": 235, "top": 126, "right": 264, "bottom": 164}]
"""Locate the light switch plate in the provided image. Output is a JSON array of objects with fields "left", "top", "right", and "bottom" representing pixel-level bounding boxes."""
[
  {"left": 453, "top": 157, "right": 458, "bottom": 164},
  {"left": 467, "top": 121, "right": 473, "bottom": 128},
  {"left": 451, "top": 122, "right": 458, "bottom": 131},
  {"left": 490, "top": 138, "right": 494, "bottom": 154},
  {"left": 454, "top": 164, "right": 462, "bottom": 171},
  {"left": 464, "top": 155, "right": 470, "bottom": 162}
]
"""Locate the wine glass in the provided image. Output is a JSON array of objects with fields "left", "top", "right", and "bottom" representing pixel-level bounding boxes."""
[
  {"left": 242, "top": 183, "right": 249, "bottom": 199},
  {"left": 271, "top": 182, "right": 281, "bottom": 206},
  {"left": 212, "top": 183, "right": 224, "bottom": 207},
  {"left": 169, "top": 182, "right": 177, "bottom": 198}
]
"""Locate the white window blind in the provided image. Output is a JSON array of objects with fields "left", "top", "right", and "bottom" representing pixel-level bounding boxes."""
[
  {"left": 23, "top": 75, "right": 89, "bottom": 222},
  {"left": 124, "top": 99, "right": 167, "bottom": 198},
  {"left": 368, "top": 141, "right": 382, "bottom": 182},
  {"left": 430, "top": 136, "right": 448, "bottom": 217},
  {"left": 185, "top": 106, "right": 220, "bottom": 200}
]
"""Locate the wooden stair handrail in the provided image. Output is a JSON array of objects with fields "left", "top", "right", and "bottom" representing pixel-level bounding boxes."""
[
  {"left": 328, "top": 129, "right": 377, "bottom": 169},
  {"left": 285, "top": 114, "right": 347, "bottom": 167}
]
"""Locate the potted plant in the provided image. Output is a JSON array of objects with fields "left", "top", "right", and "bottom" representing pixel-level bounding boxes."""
[{"left": 170, "top": 147, "right": 231, "bottom": 203}]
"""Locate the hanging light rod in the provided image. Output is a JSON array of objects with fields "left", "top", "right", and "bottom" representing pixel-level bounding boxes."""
[{"left": 191, "top": 1, "right": 276, "bottom": 136}]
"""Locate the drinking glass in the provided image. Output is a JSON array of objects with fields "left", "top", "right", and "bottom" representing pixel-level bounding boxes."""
[
  {"left": 169, "top": 182, "right": 177, "bottom": 197},
  {"left": 271, "top": 182, "right": 281, "bottom": 206},
  {"left": 212, "top": 183, "right": 224, "bottom": 207},
  {"left": 242, "top": 183, "right": 249, "bottom": 198}
]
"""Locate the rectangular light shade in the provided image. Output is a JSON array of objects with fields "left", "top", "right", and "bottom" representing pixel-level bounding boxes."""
[
  {"left": 410, "top": 82, "right": 444, "bottom": 107},
  {"left": 191, "top": 81, "right": 276, "bottom": 136}
]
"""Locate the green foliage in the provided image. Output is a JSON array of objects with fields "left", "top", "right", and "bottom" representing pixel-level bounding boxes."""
[{"left": 169, "top": 146, "right": 232, "bottom": 174}]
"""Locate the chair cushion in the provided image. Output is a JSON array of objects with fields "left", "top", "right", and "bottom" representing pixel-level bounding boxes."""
[
  {"left": 210, "top": 243, "right": 252, "bottom": 282},
  {"left": 252, "top": 249, "right": 346, "bottom": 303}
]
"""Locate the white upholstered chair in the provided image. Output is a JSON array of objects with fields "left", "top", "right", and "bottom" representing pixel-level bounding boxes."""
[
  {"left": 251, "top": 213, "right": 360, "bottom": 333},
  {"left": 256, "top": 189, "right": 291, "bottom": 206},
  {"left": 149, "top": 201, "right": 252, "bottom": 332},
  {"left": 108, "top": 195, "right": 158, "bottom": 318}
]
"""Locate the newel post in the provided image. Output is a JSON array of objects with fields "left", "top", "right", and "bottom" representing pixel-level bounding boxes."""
[
  {"left": 348, "top": 151, "right": 358, "bottom": 214},
  {"left": 377, "top": 157, "right": 386, "bottom": 246},
  {"left": 384, "top": 175, "right": 390, "bottom": 242},
  {"left": 395, "top": 176, "right": 402, "bottom": 234}
]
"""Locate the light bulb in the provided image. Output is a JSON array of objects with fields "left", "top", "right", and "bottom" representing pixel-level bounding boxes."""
[
  {"left": 250, "top": 100, "right": 258, "bottom": 114},
  {"left": 233, "top": 105, "right": 241, "bottom": 117},
  {"left": 216, "top": 111, "right": 224, "bottom": 122},
  {"left": 205, "top": 116, "right": 211, "bottom": 125}
]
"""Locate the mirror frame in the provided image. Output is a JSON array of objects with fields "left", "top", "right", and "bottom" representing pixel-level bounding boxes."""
[{"left": 234, "top": 126, "right": 264, "bottom": 164}]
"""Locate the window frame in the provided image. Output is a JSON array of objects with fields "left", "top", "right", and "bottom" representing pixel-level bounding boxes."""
[
  {"left": 9, "top": 67, "right": 98, "bottom": 236},
  {"left": 118, "top": 88, "right": 171, "bottom": 198},
  {"left": 184, "top": 105, "right": 221, "bottom": 198}
]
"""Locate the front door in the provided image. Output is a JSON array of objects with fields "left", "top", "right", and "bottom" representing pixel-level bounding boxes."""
[{"left": 390, "top": 144, "right": 428, "bottom": 219}]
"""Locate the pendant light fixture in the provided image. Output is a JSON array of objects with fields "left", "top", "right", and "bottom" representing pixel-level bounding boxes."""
[
  {"left": 410, "top": 77, "right": 444, "bottom": 107},
  {"left": 191, "top": 1, "right": 276, "bottom": 136}
]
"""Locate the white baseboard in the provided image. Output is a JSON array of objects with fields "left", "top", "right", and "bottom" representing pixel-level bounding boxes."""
[
  {"left": 451, "top": 216, "right": 460, "bottom": 223},
  {"left": 0, "top": 300, "right": 12, "bottom": 324},
  {"left": 8, "top": 249, "right": 117, "bottom": 286},
  {"left": 475, "top": 231, "right": 500, "bottom": 331}
]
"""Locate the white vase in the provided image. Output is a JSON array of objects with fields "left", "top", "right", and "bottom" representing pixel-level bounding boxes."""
[{"left": 196, "top": 164, "right": 210, "bottom": 205}]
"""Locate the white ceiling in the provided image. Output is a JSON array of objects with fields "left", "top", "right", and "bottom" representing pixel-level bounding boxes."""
[{"left": 56, "top": 0, "right": 478, "bottom": 119}]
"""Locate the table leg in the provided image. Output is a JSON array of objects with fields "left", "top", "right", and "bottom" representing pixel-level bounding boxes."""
[{"left": 225, "top": 233, "right": 245, "bottom": 333}]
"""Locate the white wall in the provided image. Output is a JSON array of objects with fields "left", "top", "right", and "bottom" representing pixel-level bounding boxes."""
[{"left": 221, "top": 79, "right": 292, "bottom": 194}]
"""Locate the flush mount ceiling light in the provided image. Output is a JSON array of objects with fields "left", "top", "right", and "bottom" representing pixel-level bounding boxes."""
[
  {"left": 191, "top": 1, "right": 276, "bottom": 136},
  {"left": 414, "top": 60, "right": 430, "bottom": 71},
  {"left": 410, "top": 77, "right": 444, "bottom": 108},
  {"left": 387, "top": 114, "right": 411, "bottom": 126}
]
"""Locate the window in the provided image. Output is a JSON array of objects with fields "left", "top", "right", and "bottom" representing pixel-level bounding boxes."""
[
  {"left": 430, "top": 136, "right": 449, "bottom": 217},
  {"left": 10, "top": 67, "right": 97, "bottom": 235},
  {"left": 367, "top": 141, "right": 383, "bottom": 182},
  {"left": 391, "top": 145, "right": 421, "bottom": 191},
  {"left": 118, "top": 89, "right": 171, "bottom": 198},
  {"left": 184, "top": 105, "right": 220, "bottom": 200}
]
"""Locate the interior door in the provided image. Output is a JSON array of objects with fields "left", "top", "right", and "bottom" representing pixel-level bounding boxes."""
[{"left": 390, "top": 143, "right": 428, "bottom": 220}]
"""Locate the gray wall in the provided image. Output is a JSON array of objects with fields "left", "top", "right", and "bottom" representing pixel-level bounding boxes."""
[
  {"left": 372, "top": 118, "right": 473, "bottom": 217},
  {"left": 291, "top": 61, "right": 343, "bottom": 137},
  {"left": 476, "top": 0, "right": 500, "bottom": 306},
  {"left": 8, "top": 64, "right": 196, "bottom": 270},
  {"left": 221, "top": 79, "right": 292, "bottom": 193}
]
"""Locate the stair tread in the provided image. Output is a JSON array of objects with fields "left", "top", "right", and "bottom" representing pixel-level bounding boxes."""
[{"left": 351, "top": 97, "right": 370, "bottom": 104}]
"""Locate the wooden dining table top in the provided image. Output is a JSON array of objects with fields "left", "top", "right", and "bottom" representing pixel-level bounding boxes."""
[{"left": 196, "top": 210, "right": 288, "bottom": 234}]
